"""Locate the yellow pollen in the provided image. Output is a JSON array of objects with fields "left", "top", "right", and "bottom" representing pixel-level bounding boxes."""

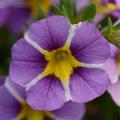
[
  {"left": 107, "top": 3, "right": 118, "bottom": 11},
  {"left": 41, "top": 48, "right": 81, "bottom": 84},
  {"left": 16, "top": 102, "right": 53, "bottom": 120},
  {"left": 27, "top": 0, "right": 51, "bottom": 16},
  {"left": 91, "top": 0, "right": 118, "bottom": 14}
]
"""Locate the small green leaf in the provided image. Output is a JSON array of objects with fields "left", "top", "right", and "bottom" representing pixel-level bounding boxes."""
[
  {"left": 102, "top": 18, "right": 120, "bottom": 48},
  {"left": 77, "top": 4, "right": 96, "bottom": 22},
  {"left": 35, "top": 8, "right": 46, "bottom": 20},
  {"left": 108, "top": 17, "right": 113, "bottom": 32},
  {"left": 60, "top": 0, "right": 75, "bottom": 23},
  {"left": 52, "top": 5, "right": 63, "bottom": 15}
]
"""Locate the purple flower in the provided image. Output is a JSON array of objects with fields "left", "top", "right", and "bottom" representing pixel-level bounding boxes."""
[
  {"left": 92, "top": 0, "right": 120, "bottom": 24},
  {"left": 104, "top": 44, "right": 120, "bottom": 105},
  {"left": 10, "top": 16, "right": 110, "bottom": 110},
  {"left": 0, "top": 0, "right": 30, "bottom": 35},
  {"left": 0, "top": 7, "right": 30, "bottom": 34},
  {"left": 104, "top": 0, "right": 120, "bottom": 18},
  {"left": 0, "top": 77, "right": 85, "bottom": 120},
  {"left": 0, "top": 0, "right": 25, "bottom": 8},
  {"left": 53, "top": 101, "right": 85, "bottom": 120}
]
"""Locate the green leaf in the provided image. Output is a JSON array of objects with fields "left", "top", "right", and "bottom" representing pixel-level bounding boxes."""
[
  {"left": 60, "top": 0, "right": 75, "bottom": 23},
  {"left": 35, "top": 8, "right": 46, "bottom": 20},
  {"left": 102, "top": 18, "right": 120, "bottom": 48},
  {"left": 52, "top": 5, "right": 63, "bottom": 15},
  {"left": 77, "top": 4, "right": 96, "bottom": 22},
  {"left": 108, "top": 17, "right": 113, "bottom": 32}
]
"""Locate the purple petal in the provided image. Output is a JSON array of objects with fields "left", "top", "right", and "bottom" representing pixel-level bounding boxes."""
[
  {"left": 0, "top": 82, "right": 21, "bottom": 119},
  {"left": 0, "top": 77, "right": 5, "bottom": 86},
  {"left": 27, "top": 15, "right": 70, "bottom": 51},
  {"left": 27, "top": 76, "right": 66, "bottom": 111},
  {"left": 0, "top": 0, "right": 25, "bottom": 8},
  {"left": 0, "top": 8, "right": 9, "bottom": 26},
  {"left": 109, "top": 44, "right": 119, "bottom": 57},
  {"left": 116, "top": 0, "right": 120, "bottom": 8},
  {"left": 10, "top": 38, "right": 47, "bottom": 86},
  {"left": 70, "top": 68, "right": 109, "bottom": 103},
  {"left": 53, "top": 101, "right": 85, "bottom": 120},
  {"left": 103, "top": 58, "right": 119, "bottom": 83},
  {"left": 75, "top": 0, "right": 89, "bottom": 12},
  {"left": 7, "top": 7, "right": 30, "bottom": 35},
  {"left": 108, "top": 80, "right": 120, "bottom": 106},
  {"left": 103, "top": 44, "right": 119, "bottom": 83},
  {"left": 111, "top": 10, "right": 120, "bottom": 18},
  {"left": 93, "top": 14, "right": 106, "bottom": 24},
  {"left": 70, "top": 22, "right": 110, "bottom": 64},
  {"left": 8, "top": 79, "right": 26, "bottom": 99},
  {"left": 51, "top": 0, "right": 60, "bottom": 4}
]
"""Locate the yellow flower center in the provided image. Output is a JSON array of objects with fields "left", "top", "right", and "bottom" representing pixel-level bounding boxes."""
[
  {"left": 117, "top": 53, "right": 120, "bottom": 76},
  {"left": 41, "top": 47, "right": 80, "bottom": 84},
  {"left": 107, "top": 3, "right": 118, "bottom": 11},
  {"left": 27, "top": 0, "right": 51, "bottom": 16},
  {"left": 16, "top": 102, "right": 53, "bottom": 120},
  {"left": 91, "top": 0, "right": 118, "bottom": 14}
]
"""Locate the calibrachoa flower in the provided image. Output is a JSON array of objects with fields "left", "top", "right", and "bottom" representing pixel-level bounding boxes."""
[
  {"left": 103, "top": 0, "right": 120, "bottom": 18},
  {"left": 0, "top": 0, "right": 30, "bottom": 34},
  {"left": 104, "top": 44, "right": 120, "bottom": 105},
  {"left": 26, "top": 0, "right": 52, "bottom": 16},
  {"left": 0, "top": 0, "right": 53, "bottom": 34},
  {"left": 53, "top": 101, "right": 85, "bottom": 120},
  {"left": 92, "top": 0, "right": 120, "bottom": 23},
  {"left": 10, "top": 15, "right": 110, "bottom": 110},
  {"left": 0, "top": 77, "right": 85, "bottom": 120}
]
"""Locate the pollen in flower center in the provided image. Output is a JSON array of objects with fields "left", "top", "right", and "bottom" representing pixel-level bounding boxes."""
[
  {"left": 16, "top": 102, "right": 53, "bottom": 120},
  {"left": 107, "top": 3, "right": 118, "bottom": 11},
  {"left": 16, "top": 102, "right": 44, "bottom": 120},
  {"left": 53, "top": 50, "right": 70, "bottom": 61},
  {"left": 42, "top": 48, "right": 81, "bottom": 84},
  {"left": 27, "top": 0, "right": 51, "bottom": 16},
  {"left": 91, "top": 0, "right": 117, "bottom": 13}
]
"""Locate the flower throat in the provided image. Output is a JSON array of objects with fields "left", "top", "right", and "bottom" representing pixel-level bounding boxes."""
[{"left": 41, "top": 47, "right": 80, "bottom": 84}]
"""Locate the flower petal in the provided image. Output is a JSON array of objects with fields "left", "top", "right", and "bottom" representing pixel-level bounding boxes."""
[
  {"left": 51, "top": 0, "right": 60, "bottom": 4},
  {"left": 76, "top": 0, "right": 89, "bottom": 12},
  {"left": 10, "top": 38, "right": 47, "bottom": 86},
  {"left": 108, "top": 80, "right": 120, "bottom": 106},
  {"left": 103, "top": 44, "right": 119, "bottom": 83},
  {"left": 8, "top": 79, "right": 26, "bottom": 100},
  {"left": 27, "top": 76, "right": 66, "bottom": 111},
  {"left": 70, "top": 68, "right": 109, "bottom": 102},
  {"left": 0, "top": 83, "right": 21, "bottom": 119},
  {"left": 116, "top": 0, "right": 120, "bottom": 8},
  {"left": 70, "top": 22, "right": 110, "bottom": 64},
  {"left": 0, "top": 77, "right": 5, "bottom": 86},
  {"left": 0, "top": 8, "right": 9, "bottom": 26},
  {"left": 26, "top": 15, "right": 70, "bottom": 51},
  {"left": 103, "top": 58, "right": 119, "bottom": 83},
  {"left": 53, "top": 101, "right": 85, "bottom": 120},
  {"left": 8, "top": 8, "right": 30, "bottom": 34}
]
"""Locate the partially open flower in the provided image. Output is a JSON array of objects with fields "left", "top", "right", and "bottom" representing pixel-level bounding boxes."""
[
  {"left": 0, "top": 77, "right": 85, "bottom": 120},
  {"left": 0, "top": 0, "right": 30, "bottom": 34},
  {"left": 26, "top": 0, "right": 52, "bottom": 16},
  {"left": 10, "top": 15, "right": 110, "bottom": 110},
  {"left": 0, "top": 0, "right": 54, "bottom": 34},
  {"left": 104, "top": 44, "right": 120, "bottom": 105},
  {"left": 92, "top": 0, "right": 120, "bottom": 23}
]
